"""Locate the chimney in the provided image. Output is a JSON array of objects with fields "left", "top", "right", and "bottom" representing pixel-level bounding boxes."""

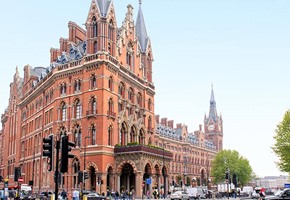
[
  {"left": 176, "top": 123, "right": 182, "bottom": 129},
  {"left": 155, "top": 115, "right": 160, "bottom": 124},
  {"left": 168, "top": 120, "right": 174, "bottom": 129},
  {"left": 161, "top": 118, "right": 167, "bottom": 127}
]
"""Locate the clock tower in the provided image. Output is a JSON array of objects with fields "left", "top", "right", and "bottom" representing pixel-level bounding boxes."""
[{"left": 204, "top": 85, "right": 223, "bottom": 151}]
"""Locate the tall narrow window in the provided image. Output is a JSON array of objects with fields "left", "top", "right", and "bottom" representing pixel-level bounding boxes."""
[
  {"left": 74, "top": 80, "right": 81, "bottom": 93},
  {"left": 91, "top": 74, "right": 97, "bottom": 89},
  {"left": 93, "top": 16, "right": 98, "bottom": 38},
  {"left": 108, "top": 98, "right": 114, "bottom": 113},
  {"left": 75, "top": 99, "right": 82, "bottom": 119},
  {"left": 128, "top": 88, "right": 134, "bottom": 103},
  {"left": 60, "top": 102, "right": 67, "bottom": 121},
  {"left": 74, "top": 125, "right": 82, "bottom": 147},
  {"left": 148, "top": 98, "right": 152, "bottom": 111},
  {"left": 108, "top": 20, "right": 114, "bottom": 55},
  {"left": 108, "top": 76, "right": 113, "bottom": 91},
  {"left": 91, "top": 98, "right": 97, "bottom": 114},
  {"left": 93, "top": 41, "right": 98, "bottom": 53},
  {"left": 108, "top": 126, "right": 113, "bottom": 146},
  {"left": 91, "top": 125, "right": 96, "bottom": 145},
  {"left": 137, "top": 93, "right": 142, "bottom": 107},
  {"left": 118, "top": 83, "right": 125, "bottom": 98},
  {"left": 60, "top": 83, "right": 67, "bottom": 95}
]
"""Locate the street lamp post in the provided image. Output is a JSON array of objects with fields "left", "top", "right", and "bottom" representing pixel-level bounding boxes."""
[
  {"left": 162, "top": 142, "right": 169, "bottom": 199},
  {"left": 83, "top": 136, "right": 90, "bottom": 192}
]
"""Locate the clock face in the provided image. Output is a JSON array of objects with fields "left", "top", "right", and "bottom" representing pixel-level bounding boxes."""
[{"left": 208, "top": 125, "right": 215, "bottom": 131}]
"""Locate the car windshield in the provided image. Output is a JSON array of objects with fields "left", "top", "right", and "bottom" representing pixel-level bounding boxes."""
[{"left": 275, "top": 190, "right": 282, "bottom": 196}]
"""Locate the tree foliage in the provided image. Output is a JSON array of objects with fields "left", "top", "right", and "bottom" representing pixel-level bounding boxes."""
[
  {"left": 211, "top": 149, "right": 253, "bottom": 186},
  {"left": 272, "top": 110, "right": 290, "bottom": 173}
]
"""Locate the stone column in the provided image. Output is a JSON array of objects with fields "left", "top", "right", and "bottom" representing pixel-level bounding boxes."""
[{"left": 135, "top": 172, "right": 142, "bottom": 198}]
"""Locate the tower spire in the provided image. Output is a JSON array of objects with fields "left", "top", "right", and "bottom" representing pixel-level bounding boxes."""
[
  {"left": 136, "top": 0, "right": 148, "bottom": 53},
  {"left": 209, "top": 84, "right": 217, "bottom": 121}
]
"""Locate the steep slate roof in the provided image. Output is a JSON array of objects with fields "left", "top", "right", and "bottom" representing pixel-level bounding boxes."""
[
  {"left": 95, "top": 0, "right": 112, "bottom": 17},
  {"left": 136, "top": 1, "right": 149, "bottom": 53},
  {"left": 207, "top": 85, "right": 218, "bottom": 123}
]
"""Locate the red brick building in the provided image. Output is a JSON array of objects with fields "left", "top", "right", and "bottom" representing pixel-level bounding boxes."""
[{"left": 0, "top": 0, "right": 223, "bottom": 198}]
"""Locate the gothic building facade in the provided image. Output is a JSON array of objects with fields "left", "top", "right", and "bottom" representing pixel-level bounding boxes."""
[{"left": 0, "top": 0, "right": 223, "bottom": 198}]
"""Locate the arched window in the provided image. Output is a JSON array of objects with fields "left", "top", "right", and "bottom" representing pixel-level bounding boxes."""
[
  {"left": 74, "top": 125, "right": 82, "bottom": 147},
  {"left": 126, "top": 42, "right": 134, "bottom": 70},
  {"left": 108, "top": 76, "right": 113, "bottom": 91},
  {"left": 108, "top": 98, "right": 114, "bottom": 113},
  {"left": 108, "top": 20, "right": 114, "bottom": 41},
  {"left": 90, "top": 97, "right": 97, "bottom": 115},
  {"left": 148, "top": 98, "right": 152, "bottom": 111},
  {"left": 94, "top": 41, "right": 98, "bottom": 53},
  {"left": 108, "top": 125, "right": 113, "bottom": 146},
  {"left": 128, "top": 88, "right": 134, "bottom": 103},
  {"left": 60, "top": 83, "right": 67, "bottom": 95},
  {"left": 92, "top": 16, "right": 98, "bottom": 38},
  {"left": 118, "top": 82, "right": 125, "bottom": 98},
  {"left": 130, "top": 126, "right": 136, "bottom": 143},
  {"left": 138, "top": 129, "right": 144, "bottom": 144},
  {"left": 75, "top": 99, "right": 82, "bottom": 119},
  {"left": 72, "top": 160, "right": 80, "bottom": 188},
  {"left": 91, "top": 74, "right": 97, "bottom": 89},
  {"left": 137, "top": 92, "right": 142, "bottom": 107},
  {"left": 74, "top": 79, "right": 81, "bottom": 93},
  {"left": 148, "top": 117, "right": 152, "bottom": 132},
  {"left": 60, "top": 102, "right": 67, "bottom": 121},
  {"left": 108, "top": 20, "right": 114, "bottom": 55},
  {"left": 91, "top": 125, "right": 96, "bottom": 145}
]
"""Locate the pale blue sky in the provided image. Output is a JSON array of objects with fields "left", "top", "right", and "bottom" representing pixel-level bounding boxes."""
[{"left": 1, "top": 0, "right": 290, "bottom": 177}]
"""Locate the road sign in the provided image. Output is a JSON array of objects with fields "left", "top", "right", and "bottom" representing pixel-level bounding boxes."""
[{"left": 18, "top": 177, "right": 24, "bottom": 182}]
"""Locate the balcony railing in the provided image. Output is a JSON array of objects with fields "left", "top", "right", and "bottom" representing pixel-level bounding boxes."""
[
  {"left": 86, "top": 110, "right": 98, "bottom": 117},
  {"left": 114, "top": 144, "right": 173, "bottom": 158},
  {"left": 107, "top": 111, "right": 116, "bottom": 118}
]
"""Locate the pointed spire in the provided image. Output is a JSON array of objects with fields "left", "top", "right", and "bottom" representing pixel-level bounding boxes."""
[
  {"left": 210, "top": 83, "right": 215, "bottom": 103},
  {"left": 95, "top": 0, "right": 112, "bottom": 17},
  {"left": 209, "top": 84, "right": 218, "bottom": 121},
  {"left": 136, "top": 0, "right": 148, "bottom": 53}
]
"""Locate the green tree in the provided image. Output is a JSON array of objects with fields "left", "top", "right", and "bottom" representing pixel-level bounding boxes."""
[
  {"left": 272, "top": 110, "right": 290, "bottom": 173},
  {"left": 211, "top": 149, "right": 253, "bottom": 186}
]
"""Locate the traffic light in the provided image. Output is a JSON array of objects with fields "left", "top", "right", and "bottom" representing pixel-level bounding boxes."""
[
  {"left": 97, "top": 176, "right": 101, "bottom": 185},
  {"left": 78, "top": 171, "right": 83, "bottom": 184},
  {"left": 225, "top": 171, "right": 229, "bottom": 180},
  {"left": 43, "top": 135, "right": 54, "bottom": 171},
  {"left": 84, "top": 171, "right": 89, "bottom": 180},
  {"left": 233, "top": 173, "right": 237, "bottom": 186},
  {"left": 14, "top": 167, "right": 21, "bottom": 181},
  {"left": 60, "top": 135, "right": 75, "bottom": 173}
]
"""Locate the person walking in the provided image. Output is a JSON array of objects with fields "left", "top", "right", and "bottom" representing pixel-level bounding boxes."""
[
  {"left": 61, "top": 190, "right": 67, "bottom": 200},
  {"left": 73, "top": 189, "right": 80, "bottom": 200}
]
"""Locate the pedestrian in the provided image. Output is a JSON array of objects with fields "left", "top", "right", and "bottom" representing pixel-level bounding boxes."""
[
  {"left": 72, "top": 189, "right": 79, "bottom": 200},
  {"left": 61, "top": 189, "right": 67, "bottom": 200}
]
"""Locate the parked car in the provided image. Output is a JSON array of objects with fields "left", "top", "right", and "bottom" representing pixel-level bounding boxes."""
[
  {"left": 170, "top": 191, "right": 189, "bottom": 200},
  {"left": 40, "top": 191, "right": 54, "bottom": 200},
  {"left": 264, "top": 188, "right": 290, "bottom": 200}
]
